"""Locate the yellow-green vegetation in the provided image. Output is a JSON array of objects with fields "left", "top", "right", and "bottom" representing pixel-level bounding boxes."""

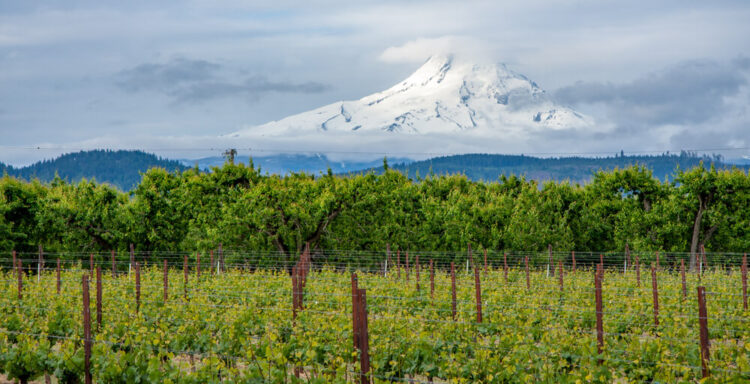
[{"left": 0, "top": 262, "right": 747, "bottom": 383}]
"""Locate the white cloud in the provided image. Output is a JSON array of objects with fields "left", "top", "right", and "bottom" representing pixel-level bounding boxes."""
[{"left": 379, "top": 37, "right": 494, "bottom": 64}]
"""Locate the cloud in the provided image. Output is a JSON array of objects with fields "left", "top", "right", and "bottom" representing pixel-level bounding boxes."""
[
  {"left": 115, "top": 58, "right": 329, "bottom": 103},
  {"left": 379, "top": 36, "right": 492, "bottom": 64},
  {"left": 555, "top": 58, "right": 750, "bottom": 126},
  {"left": 175, "top": 76, "right": 329, "bottom": 103},
  {"left": 115, "top": 58, "right": 219, "bottom": 92}
]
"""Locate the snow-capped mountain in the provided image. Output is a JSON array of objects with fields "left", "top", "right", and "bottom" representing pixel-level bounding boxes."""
[{"left": 228, "top": 55, "right": 592, "bottom": 140}]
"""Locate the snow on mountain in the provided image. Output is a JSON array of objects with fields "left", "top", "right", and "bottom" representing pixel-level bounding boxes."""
[{"left": 227, "top": 55, "right": 592, "bottom": 145}]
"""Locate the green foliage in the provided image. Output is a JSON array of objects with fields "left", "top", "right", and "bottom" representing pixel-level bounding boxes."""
[
  {"left": 0, "top": 161, "right": 749, "bottom": 263},
  {"left": 0, "top": 266, "right": 747, "bottom": 382}
]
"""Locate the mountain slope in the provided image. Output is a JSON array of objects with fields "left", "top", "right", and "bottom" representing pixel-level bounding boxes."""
[
  {"left": 1, "top": 150, "right": 190, "bottom": 190},
  {"left": 227, "top": 55, "right": 591, "bottom": 139}
]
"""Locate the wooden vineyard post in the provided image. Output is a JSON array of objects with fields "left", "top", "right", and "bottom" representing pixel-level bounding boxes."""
[
  {"left": 12, "top": 250, "right": 16, "bottom": 274},
  {"left": 56, "top": 259, "right": 61, "bottom": 294},
  {"left": 163, "top": 259, "right": 169, "bottom": 303},
  {"left": 210, "top": 250, "right": 214, "bottom": 275},
  {"left": 558, "top": 260, "right": 563, "bottom": 291},
  {"left": 651, "top": 265, "right": 659, "bottom": 329},
  {"left": 697, "top": 286, "right": 710, "bottom": 379},
  {"left": 636, "top": 254, "right": 641, "bottom": 287},
  {"left": 429, "top": 259, "right": 434, "bottom": 299},
  {"left": 351, "top": 273, "right": 360, "bottom": 353},
  {"left": 474, "top": 266, "right": 482, "bottom": 323},
  {"left": 741, "top": 253, "right": 747, "bottom": 311},
  {"left": 183, "top": 254, "right": 188, "bottom": 299},
  {"left": 111, "top": 250, "right": 116, "bottom": 278},
  {"left": 681, "top": 259, "right": 687, "bottom": 299},
  {"left": 96, "top": 267, "right": 102, "bottom": 330},
  {"left": 129, "top": 243, "right": 134, "bottom": 276},
  {"left": 484, "top": 249, "right": 488, "bottom": 275},
  {"left": 296, "top": 265, "right": 307, "bottom": 319},
  {"left": 572, "top": 251, "right": 576, "bottom": 273},
  {"left": 396, "top": 249, "right": 401, "bottom": 279},
  {"left": 548, "top": 244, "right": 554, "bottom": 277},
  {"left": 595, "top": 264, "right": 604, "bottom": 363},
  {"left": 415, "top": 254, "right": 420, "bottom": 293},
  {"left": 89, "top": 253, "right": 94, "bottom": 274},
  {"left": 450, "top": 263, "right": 457, "bottom": 321},
  {"left": 196, "top": 252, "right": 201, "bottom": 279},
  {"left": 17, "top": 259, "right": 23, "bottom": 300},
  {"left": 405, "top": 251, "right": 410, "bottom": 281},
  {"left": 351, "top": 273, "right": 372, "bottom": 383},
  {"left": 503, "top": 253, "right": 508, "bottom": 283},
  {"left": 82, "top": 274, "right": 92, "bottom": 384},
  {"left": 357, "top": 289, "right": 371, "bottom": 384},
  {"left": 700, "top": 245, "right": 706, "bottom": 276},
  {"left": 135, "top": 262, "right": 140, "bottom": 313},
  {"left": 525, "top": 256, "right": 530, "bottom": 291}
]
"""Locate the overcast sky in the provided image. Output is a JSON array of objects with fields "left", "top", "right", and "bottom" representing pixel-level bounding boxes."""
[{"left": 1, "top": 0, "right": 749, "bottom": 165}]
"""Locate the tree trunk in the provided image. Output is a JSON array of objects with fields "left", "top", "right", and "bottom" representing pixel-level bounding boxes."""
[{"left": 689, "top": 199, "right": 704, "bottom": 271}]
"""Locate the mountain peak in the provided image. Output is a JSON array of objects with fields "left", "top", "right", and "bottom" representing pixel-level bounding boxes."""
[{"left": 229, "top": 57, "right": 592, "bottom": 138}]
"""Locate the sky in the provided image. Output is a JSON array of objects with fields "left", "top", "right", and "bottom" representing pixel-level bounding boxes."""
[{"left": 0, "top": 0, "right": 749, "bottom": 165}]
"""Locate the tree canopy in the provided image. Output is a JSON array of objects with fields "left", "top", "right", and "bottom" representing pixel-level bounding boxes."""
[{"left": 1, "top": 161, "right": 748, "bottom": 268}]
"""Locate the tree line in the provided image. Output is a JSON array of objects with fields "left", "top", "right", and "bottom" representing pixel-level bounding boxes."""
[
  {"left": 0, "top": 149, "right": 189, "bottom": 191},
  {"left": 381, "top": 151, "right": 739, "bottom": 184},
  {"left": 1, "top": 160, "right": 748, "bottom": 268}
]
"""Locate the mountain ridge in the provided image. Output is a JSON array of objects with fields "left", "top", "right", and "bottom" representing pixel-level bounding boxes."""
[
  {"left": 0, "top": 150, "right": 189, "bottom": 191},
  {"left": 354, "top": 152, "right": 748, "bottom": 183},
  {"left": 2, "top": 150, "right": 747, "bottom": 189}
]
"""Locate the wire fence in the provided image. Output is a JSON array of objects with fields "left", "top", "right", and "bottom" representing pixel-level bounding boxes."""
[{"left": 0, "top": 249, "right": 747, "bottom": 383}]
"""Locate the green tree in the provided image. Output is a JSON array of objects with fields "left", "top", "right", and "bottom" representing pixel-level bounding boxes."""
[{"left": 677, "top": 165, "right": 750, "bottom": 267}]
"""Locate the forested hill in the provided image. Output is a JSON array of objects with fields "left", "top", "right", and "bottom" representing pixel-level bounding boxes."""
[
  {"left": 2, "top": 150, "right": 747, "bottom": 191},
  {"left": 0, "top": 150, "right": 189, "bottom": 191},
  {"left": 375, "top": 152, "right": 747, "bottom": 183}
]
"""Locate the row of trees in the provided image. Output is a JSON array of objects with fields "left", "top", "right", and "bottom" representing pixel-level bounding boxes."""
[{"left": 1, "top": 161, "right": 748, "bottom": 267}]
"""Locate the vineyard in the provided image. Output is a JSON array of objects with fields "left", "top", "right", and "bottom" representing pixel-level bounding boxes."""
[{"left": 0, "top": 248, "right": 748, "bottom": 383}]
